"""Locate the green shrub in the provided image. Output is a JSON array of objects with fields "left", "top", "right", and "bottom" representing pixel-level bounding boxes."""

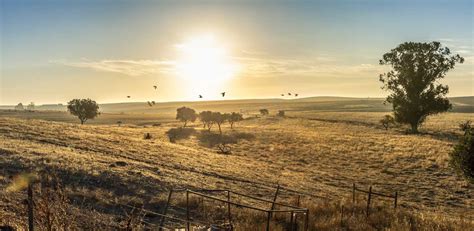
[{"left": 449, "top": 121, "right": 474, "bottom": 183}]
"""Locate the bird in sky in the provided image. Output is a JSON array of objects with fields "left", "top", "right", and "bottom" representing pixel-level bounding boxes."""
[
  {"left": 147, "top": 101, "right": 153, "bottom": 107},
  {"left": 295, "top": 94, "right": 299, "bottom": 97},
  {"left": 199, "top": 95, "right": 203, "bottom": 98},
  {"left": 127, "top": 96, "right": 131, "bottom": 98},
  {"left": 152, "top": 101, "right": 156, "bottom": 105},
  {"left": 281, "top": 94, "right": 285, "bottom": 96},
  {"left": 221, "top": 92, "right": 226, "bottom": 97},
  {"left": 153, "top": 85, "right": 157, "bottom": 90},
  {"left": 288, "top": 93, "right": 292, "bottom": 96}
]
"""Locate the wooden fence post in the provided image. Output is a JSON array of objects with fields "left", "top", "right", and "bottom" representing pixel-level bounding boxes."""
[
  {"left": 266, "top": 211, "right": 271, "bottom": 231},
  {"left": 270, "top": 184, "right": 280, "bottom": 218},
  {"left": 27, "top": 182, "right": 34, "bottom": 231},
  {"left": 289, "top": 212, "right": 294, "bottom": 231},
  {"left": 186, "top": 190, "right": 190, "bottom": 231},
  {"left": 352, "top": 183, "right": 356, "bottom": 204},
  {"left": 340, "top": 205, "right": 344, "bottom": 227},
  {"left": 366, "top": 186, "right": 372, "bottom": 217},
  {"left": 394, "top": 191, "right": 398, "bottom": 209},
  {"left": 159, "top": 189, "right": 173, "bottom": 231},
  {"left": 227, "top": 190, "right": 232, "bottom": 225},
  {"left": 304, "top": 209, "right": 309, "bottom": 231}
]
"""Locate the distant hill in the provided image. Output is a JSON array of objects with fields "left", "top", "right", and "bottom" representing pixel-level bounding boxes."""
[{"left": 1, "top": 96, "right": 472, "bottom": 113}]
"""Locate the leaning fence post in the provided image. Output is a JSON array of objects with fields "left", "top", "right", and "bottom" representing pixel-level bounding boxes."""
[
  {"left": 266, "top": 211, "right": 271, "bottom": 231},
  {"left": 27, "top": 182, "right": 34, "bottom": 231},
  {"left": 352, "top": 183, "right": 356, "bottom": 204},
  {"left": 227, "top": 190, "right": 232, "bottom": 225},
  {"left": 394, "top": 191, "right": 398, "bottom": 209},
  {"left": 186, "top": 190, "right": 190, "bottom": 231},
  {"left": 159, "top": 189, "right": 173, "bottom": 231},
  {"left": 366, "top": 186, "right": 372, "bottom": 217},
  {"left": 270, "top": 184, "right": 280, "bottom": 218}
]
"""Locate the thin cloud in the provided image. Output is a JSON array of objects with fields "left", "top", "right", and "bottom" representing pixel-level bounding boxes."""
[{"left": 52, "top": 59, "right": 176, "bottom": 76}]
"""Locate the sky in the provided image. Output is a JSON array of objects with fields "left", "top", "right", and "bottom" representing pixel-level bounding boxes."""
[{"left": 1, "top": 0, "right": 473, "bottom": 105}]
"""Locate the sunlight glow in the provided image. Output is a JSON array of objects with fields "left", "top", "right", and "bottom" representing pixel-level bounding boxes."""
[{"left": 175, "top": 35, "right": 238, "bottom": 98}]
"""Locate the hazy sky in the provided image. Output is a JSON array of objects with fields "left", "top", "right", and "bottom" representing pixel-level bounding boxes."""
[{"left": 1, "top": 0, "right": 473, "bottom": 105}]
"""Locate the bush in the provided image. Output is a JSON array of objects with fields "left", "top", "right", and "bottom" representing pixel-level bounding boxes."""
[
  {"left": 277, "top": 110, "right": 285, "bottom": 117},
  {"left": 259, "top": 109, "right": 269, "bottom": 116},
  {"left": 143, "top": 133, "right": 152, "bottom": 140},
  {"left": 166, "top": 127, "right": 196, "bottom": 143},
  {"left": 380, "top": 115, "right": 395, "bottom": 130},
  {"left": 450, "top": 121, "right": 474, "bottom": 183}
]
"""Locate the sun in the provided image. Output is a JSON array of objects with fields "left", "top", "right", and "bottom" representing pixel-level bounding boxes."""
[{"left": 175, "top": 35, "right": 238, "bottom": 97}]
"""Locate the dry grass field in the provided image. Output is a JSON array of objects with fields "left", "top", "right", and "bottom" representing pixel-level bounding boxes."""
[{"left": 1, "top": 98, "right": 473, "bottom": 230}]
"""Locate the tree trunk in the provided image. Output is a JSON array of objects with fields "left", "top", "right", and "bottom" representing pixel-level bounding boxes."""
[
  {"left": 218, "top": 123, "right": 222, "bottom": 134},
  {"left": 80, "top": 120, "right": 84, "bottom": 125},
  {"left": 410, "top": 123, "right": 419, "bottom": 133},
  {"left": 230, "top": 122, "right": 234, "bottom": 129},
  {"left": 183, "top": 121, "right": 187, "bottom": 128}
]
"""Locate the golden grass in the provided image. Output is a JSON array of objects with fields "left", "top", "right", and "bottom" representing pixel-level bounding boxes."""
[{"left": 0, "top": 111, "right": 473, "bottom": 229}]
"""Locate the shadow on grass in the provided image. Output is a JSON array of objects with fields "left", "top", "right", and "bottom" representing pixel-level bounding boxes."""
[
  {"left": 197, "top": 131, "right": 255, "bottom": 148},
  {"left": 165, "top": 127, "right": 196, "bottom": 143}
]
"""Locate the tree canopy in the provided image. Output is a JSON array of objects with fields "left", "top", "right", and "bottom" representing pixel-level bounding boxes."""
[
  {"left": 176, "top": 107, "right": 197, "bottom": 127},
  {"left": 379, "top": 41, "right": 464, "bottom": 133},
  {"left": 67, "top": 99, "right": 100, "bottom": 124}
]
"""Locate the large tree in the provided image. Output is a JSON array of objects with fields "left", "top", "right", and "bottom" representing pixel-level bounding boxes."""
[
  {"left": 176, "top": 107, "right": 197, "bottom": 127},
  {"left": 67, "top": 99, "right": 100, "bottom": 124},
  {"left": 379, "top": 41, "right": 464, "bottom": 133}
]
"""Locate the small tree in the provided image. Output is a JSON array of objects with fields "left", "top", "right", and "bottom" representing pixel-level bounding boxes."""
[
  {"left": 15, "top": 103, "right": 24, "bottom": 111},
  {"left": 176, "top": 107, "right": 197, "bottom": 127},
  {"left": 26, "top": 102, "right": 35, "bottom": 111},
  {"left": 211, "top": 112, "right": 227, "bottom": 134},
  {"left": 259, "top": 109, "right": 269, "bottom": 116},
  {"left": 67, "top": 99, "right": 100, "bottom": 124},
  {"left": 228, "top": 112, "right": 243, "bottom": 129},
  {"left": 449, "top": 121, "right": 474, "bottom": 183},
  {"left": 380, "top": 115, "right": 395, "bottom": 130},
  {"left": 379, "top": 41, "right": 464, "bottom": 133},
  {"left": 199, "top": 111, "right": 214, "bottom": 130}
]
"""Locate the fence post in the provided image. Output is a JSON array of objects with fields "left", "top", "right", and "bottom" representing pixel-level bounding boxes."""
[
  {"left": 270, "top": 184, "right": 280, "bottom": 218},
  {"left": 159, "top": 189, "right": 173, "bottom": 231},
  {"left": 266, "top": 211, "right": 271, "bottom": 231},
  {"left": 394, "top": 191, "right": 398, "bottom": 209},
  {"left": 27, "top": 182, "right": 34, "bottom": 231},
  {"left": 366, "top": 186, "right": 372, "bottom": 217},
  {"left": 352, "top": 183, "right": 356, "bottom": 204},
  {"left": 304, "top": 209, "right": 309, "bottom": 231},
  {"left": 186, "top": 190, "right": 190, "bottom": 231},
  {"left": 340, "top": 204, "right": 344, "bottom": 227},
  {"left": 227, "top": 190, "right": 232, "bottom": 225},
  {"left": 289, "top": 212, "right": 294, "bottom": 231}
]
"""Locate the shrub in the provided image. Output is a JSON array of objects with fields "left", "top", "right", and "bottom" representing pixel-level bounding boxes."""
[
  {"left": 277, "top": 110, "right": 285, "bottom": 117},
  {"left": 166, "top": 127, "right": 196, "bottom": 143},
  {"left": 143, "top": 133, "right": 152, "bottom": 140},
  {"left": 259, "top": 109, "right": 269, "bottom": 116},
  {"left": 450, "top": 121, "right": 474, "bottom": 183},
  {"left": 380, "top": 115, "right": 395, "bottom": 130}
]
